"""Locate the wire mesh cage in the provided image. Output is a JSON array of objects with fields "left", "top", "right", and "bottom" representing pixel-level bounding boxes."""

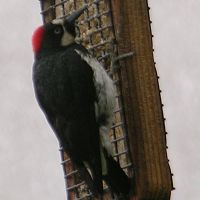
[{"left": 39, "top": 0, "right": 173, "bottom": 199}]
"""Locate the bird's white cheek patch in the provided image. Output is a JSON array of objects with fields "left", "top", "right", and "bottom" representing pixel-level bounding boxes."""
[{"left": 61, "top": 31, "right": 75, "bottom": 46}]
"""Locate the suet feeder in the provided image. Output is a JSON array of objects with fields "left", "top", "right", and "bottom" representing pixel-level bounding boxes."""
[{"left": 38, "top": 0, "right": 173, "bottom": 199}]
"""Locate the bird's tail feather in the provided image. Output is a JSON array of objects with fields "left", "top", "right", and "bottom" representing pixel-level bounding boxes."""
[
  {"left": 103, "top": 150, "right": 131, "bottom": 196},
  {"left": 89, "top": 158, "right": 103, "bottom": 195},
  {"left": 75, "top": 161, "right": 102, "bottom": 197}
]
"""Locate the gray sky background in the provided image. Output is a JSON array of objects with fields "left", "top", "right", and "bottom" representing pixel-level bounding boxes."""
[{"left": 0, "top": 0, "right": 199, "bottom": 200}]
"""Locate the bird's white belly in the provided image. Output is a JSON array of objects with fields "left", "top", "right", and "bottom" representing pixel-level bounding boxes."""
[
  {"left": 75, "top": 49, "right": 115, "bottom": 126},
  {"left": 75, "top": 49, "right": 116, "bottom": 174}
]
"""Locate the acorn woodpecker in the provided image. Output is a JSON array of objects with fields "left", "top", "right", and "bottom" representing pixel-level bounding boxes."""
[{"left": 32, "top": 6, "right": 130, "bottom": 197}]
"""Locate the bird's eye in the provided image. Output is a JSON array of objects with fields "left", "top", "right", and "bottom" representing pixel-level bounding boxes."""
[{"left": 54, "top": 26, "right": 62, "bottom": 35}]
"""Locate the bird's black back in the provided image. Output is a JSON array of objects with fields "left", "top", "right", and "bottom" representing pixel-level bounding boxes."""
[{"left": 33, "top": 43, "right": 100, "bottom": 163}]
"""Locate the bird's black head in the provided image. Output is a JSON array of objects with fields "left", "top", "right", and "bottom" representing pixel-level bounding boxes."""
[{"left": 32, "top": 5, "right": 87, "bottom": 56}]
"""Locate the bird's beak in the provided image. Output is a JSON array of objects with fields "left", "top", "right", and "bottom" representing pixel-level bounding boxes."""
[{"left": 64, "top": 5, "right": 87, "bottom": 25}]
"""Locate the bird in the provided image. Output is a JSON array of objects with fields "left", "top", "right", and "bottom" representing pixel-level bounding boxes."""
[{"left": 32, "top": 5, "right": 131, "bottom": 198}]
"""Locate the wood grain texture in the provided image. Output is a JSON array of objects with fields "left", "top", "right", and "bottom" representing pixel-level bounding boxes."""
[{"left": 111, "top": 0, "right": 173, "bottom": 199}]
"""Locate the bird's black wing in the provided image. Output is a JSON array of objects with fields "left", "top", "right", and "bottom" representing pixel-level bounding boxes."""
[{"left": 33, "top": 45, "right": 103, "bottom": 194}]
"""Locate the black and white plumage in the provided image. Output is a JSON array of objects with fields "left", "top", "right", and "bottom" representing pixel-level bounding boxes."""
[{"left": 32, "top": 6, "right": 130, "bottom": 197}]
